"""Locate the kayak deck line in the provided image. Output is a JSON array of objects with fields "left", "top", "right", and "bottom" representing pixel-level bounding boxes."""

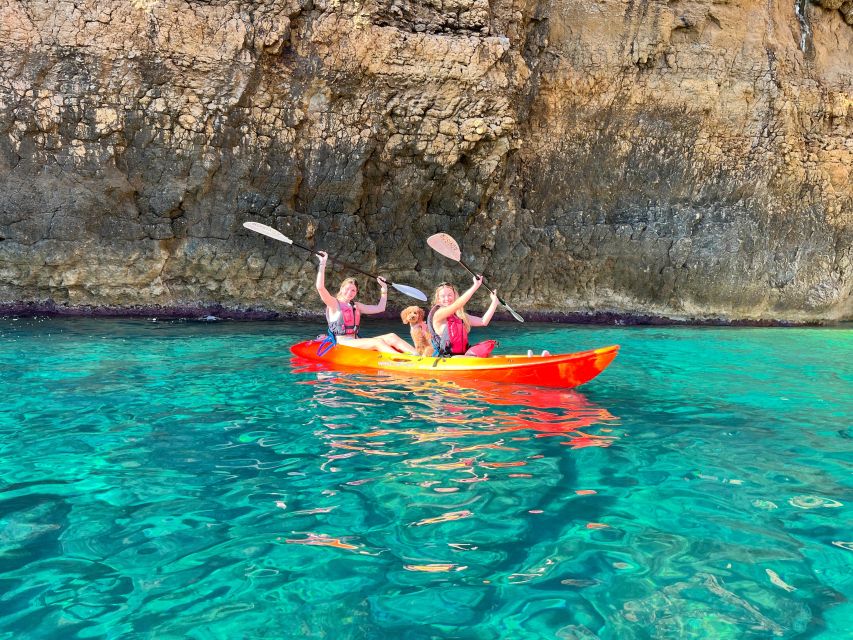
[
  {"left": 374, "top": 348, "right": 618, "bottom": 368},
  {"left": 290, "top": 338, "right": 619, "bottom": 389}
]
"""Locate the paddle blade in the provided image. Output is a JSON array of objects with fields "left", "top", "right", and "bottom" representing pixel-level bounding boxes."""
[
  {"left": 392, "top": 282, "right": 428, "bottom": 302},
  {"left": 500, "top": 299, "right": 524, "bottom": 322},
  {"left": 506, "top": 306, "right": 525, "bottom": 323},
  {"left": 427, "top": 233, "right": 462, "bottom": 261},
  {"left": 243, "top": 221, "right": 293, "bottom": 245}
]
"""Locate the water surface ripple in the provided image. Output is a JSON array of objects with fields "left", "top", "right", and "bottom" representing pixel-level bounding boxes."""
[{"left": 0, "top": 318, "right": 850, "bottom": 638}]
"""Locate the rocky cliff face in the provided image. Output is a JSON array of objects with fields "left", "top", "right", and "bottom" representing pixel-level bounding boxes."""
[{"left": 0, "top": 0, "right": 850, "bottom": 322}]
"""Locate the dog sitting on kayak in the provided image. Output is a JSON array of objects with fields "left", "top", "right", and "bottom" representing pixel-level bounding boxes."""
[{"left": 400, "top": 306, "right": 433, "bottom": 356}]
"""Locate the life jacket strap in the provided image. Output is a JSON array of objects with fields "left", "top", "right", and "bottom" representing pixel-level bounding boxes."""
[{"left": 317, "top": 332, "right": 337, "bottom": 357}]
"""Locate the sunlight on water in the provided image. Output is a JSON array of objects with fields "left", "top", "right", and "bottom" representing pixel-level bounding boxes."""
[{"left": 0, "top": 317, "right": 850, "bottom": 638}]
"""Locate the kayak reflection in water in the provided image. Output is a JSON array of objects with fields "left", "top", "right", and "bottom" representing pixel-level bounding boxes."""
[
  {"left": 315, "top": 250, "right": 418, "bottom": 355},
  {"left": 429, "top": 277, "right": 499, "bottom": 356}
]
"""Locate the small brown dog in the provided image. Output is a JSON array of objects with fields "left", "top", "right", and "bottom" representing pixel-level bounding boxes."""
[{"left": 400, "top": 306, "right": 433, "bottom": 356}]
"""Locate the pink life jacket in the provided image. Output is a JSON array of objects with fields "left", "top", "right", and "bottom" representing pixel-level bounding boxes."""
[
  {"left": 327, "top": 301, "right": 360, "bottom": 337},
  {"left": 428, "top": 305, "right": 469, "bottom": 355}
]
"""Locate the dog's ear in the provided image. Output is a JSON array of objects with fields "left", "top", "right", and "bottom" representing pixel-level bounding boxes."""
[
  {"left": 400, "top": 308, "right": 408, "bottom": 323},
  {"left": 416, "top": 308, "right": 425, "bottom": 321}
]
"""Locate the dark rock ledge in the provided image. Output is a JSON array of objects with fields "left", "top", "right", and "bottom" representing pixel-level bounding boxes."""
[{"left": 0, "top": 302, "right": 828, "bottom": 327}]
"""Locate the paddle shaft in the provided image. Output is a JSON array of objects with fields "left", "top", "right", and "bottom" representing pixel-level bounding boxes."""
[
  {"left": 426, "top": 231, "right": 523, "bottom": 321},
  {"left": 244, "top": 221, "right": 427, "bottom": 300},
  {"left": 456, "top": 258, "right": 511, "bottom": 309},
  {"left": 289, "top": 239, "right": 388, "bottom": 285}
]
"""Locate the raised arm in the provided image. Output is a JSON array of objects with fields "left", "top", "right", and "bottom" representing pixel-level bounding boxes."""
[
  {"left": 468, "top": 290, "right": 500, "bottom": 327},
  {"left": 314, "top": 251, "right": 339, "bottom": 310},
  {"left": 433, "top": 276, "right": 483, "bottom": 325},
  {"left": 357, "top": 277, "right": 389, "bottom": 315}
]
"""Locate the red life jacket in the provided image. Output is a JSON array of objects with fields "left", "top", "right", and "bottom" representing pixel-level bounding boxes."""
[
  {"left": 327, "top": 301, "right": 360, "bottom": 337},
  {"left": 427, "top": 305, "right": 469, "bottom": 355}
]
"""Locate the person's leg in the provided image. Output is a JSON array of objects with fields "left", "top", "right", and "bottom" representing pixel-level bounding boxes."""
[
  {"left": 339, "top": 336, "right": 400, "bottom": 354},
  {"left": 377, "top": 333, "right": 418, "bottom": 355}
]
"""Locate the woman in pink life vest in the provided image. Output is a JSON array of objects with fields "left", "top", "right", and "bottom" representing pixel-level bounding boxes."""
[
  {"left": 428, "top": 276, "right": 499, "bottom": 356},
  {"left": 315, "top": 251, "right": 418, "bottom": 354}
]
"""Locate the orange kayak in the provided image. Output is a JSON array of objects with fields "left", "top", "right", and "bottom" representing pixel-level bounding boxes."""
[{"left": 290, "top": 338, "right": 619, "bottom": 388}]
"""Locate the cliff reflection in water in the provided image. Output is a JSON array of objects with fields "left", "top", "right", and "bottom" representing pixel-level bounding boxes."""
[{"left": 291, "top": 361, "right": 621, "bottom": 488}]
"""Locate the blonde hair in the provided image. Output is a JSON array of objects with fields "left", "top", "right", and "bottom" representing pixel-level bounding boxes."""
[
  {"left": 337, "top": 277, "right": 359, "bottom": 298},
  {"left": 432, "top": 283, "right": 471, "bottom": 331}
]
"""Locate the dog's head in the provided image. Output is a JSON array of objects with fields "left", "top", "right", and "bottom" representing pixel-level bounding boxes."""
[{"left": 400, "top": 306, "right": 425, "bottom": 326}]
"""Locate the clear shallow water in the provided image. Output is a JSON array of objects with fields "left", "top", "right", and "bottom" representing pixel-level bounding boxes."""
[{"left": 0, "top": 317, "right": 850, "bottom": 639}]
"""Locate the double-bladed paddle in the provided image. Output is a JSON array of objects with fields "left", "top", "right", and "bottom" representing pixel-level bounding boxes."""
[
  {"left": 427, "top": 233, "right": 525, "bottom": 322},
  {"left": 244, "top": 221, "right": 427, "bottom": 302}
]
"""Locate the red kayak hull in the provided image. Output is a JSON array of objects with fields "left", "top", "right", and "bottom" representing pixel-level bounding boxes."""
[{"left": 290, "top": 339, "right": 619, "bottom": 389}]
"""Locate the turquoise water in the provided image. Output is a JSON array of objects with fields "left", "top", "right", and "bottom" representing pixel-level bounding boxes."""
[{"left": 0, "top": 318, "right": 851, "bottom": 639}]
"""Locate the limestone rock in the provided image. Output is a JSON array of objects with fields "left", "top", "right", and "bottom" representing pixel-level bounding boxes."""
[
  {"left": 0, "top": 0, "right": 850, "bottom": 322},
  {"left": 814, "top": 0, "right": 845, "bottom": 10},
  {"left": 841, "top": 0, "right": 853, "bottom": 24},
  {"left": 813, "top": 0, "right": 853, "bottom": 24}
]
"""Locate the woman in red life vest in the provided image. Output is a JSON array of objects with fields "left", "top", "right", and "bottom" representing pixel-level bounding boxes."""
[
  {"left": 315, "top": 251, "right": 418, "bottom": 354},
  {"left": 428, "top": 277, "right": 499, "bottom": 356}
]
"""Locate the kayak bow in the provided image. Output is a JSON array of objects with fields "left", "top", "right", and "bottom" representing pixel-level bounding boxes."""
[{"left": 290, "top": 339, "right": 619, "bottom": 388}]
